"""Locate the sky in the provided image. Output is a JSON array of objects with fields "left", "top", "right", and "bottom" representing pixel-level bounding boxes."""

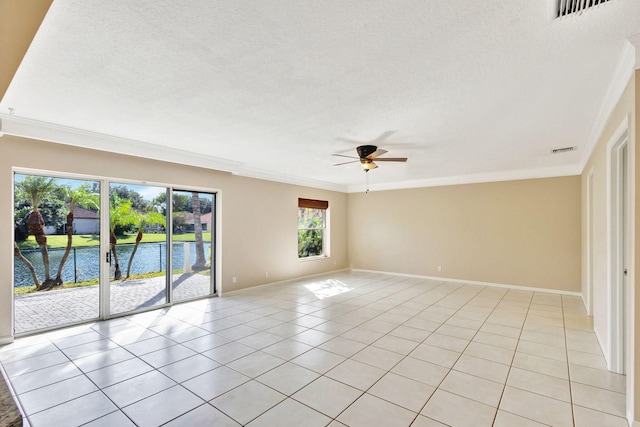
[
  {"left": 14, "top": 173, "right": 96, "bottom": 191},
  {"left": 115, "top": 183, "right": 164, "bottom": 201}
]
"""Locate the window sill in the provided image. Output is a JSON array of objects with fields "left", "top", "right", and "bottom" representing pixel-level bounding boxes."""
[{"left": 298, "top": 255, "right": 329, "bottom": 262}]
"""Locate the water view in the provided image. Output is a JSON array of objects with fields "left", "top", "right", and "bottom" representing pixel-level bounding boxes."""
[{"left": 14, "top": 241, "right": 212, "bottom": 287}]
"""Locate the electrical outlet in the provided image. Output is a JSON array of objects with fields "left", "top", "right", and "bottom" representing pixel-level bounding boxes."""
[
  {"left": 437, "top": 266, "right": 442, "bottom": 272},
  {"left": 265, "top": 272, "right": 269, "bottom": 278},
  {"left": 232, "top": 276, "right": 237, "bottom": 283}
]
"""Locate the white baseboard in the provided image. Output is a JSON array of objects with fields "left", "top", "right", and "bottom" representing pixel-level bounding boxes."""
[
  {"left": 0, "top": 336, "right": 14, "bottom": 346},
  {"left": 351, "top": 269, "right": 583, "bottom": 297},
  {"left": 594, "top": 327, "right": 607, "bottom": 361},
  {"left": 221, "top": 268, "right": 350, "bottom": 297}
]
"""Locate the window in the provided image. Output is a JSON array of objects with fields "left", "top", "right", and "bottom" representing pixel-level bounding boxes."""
[{"left": 298, "top": 198, "right": 328, "bottom": 258}]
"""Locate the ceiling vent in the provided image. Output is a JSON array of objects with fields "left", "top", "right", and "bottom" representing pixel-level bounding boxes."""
[
  {"left": 556, "top": 0, "right": 612, "bottom": 18},
  {"left": 551, "top": 146, "right": 578, "bottom": 154}
]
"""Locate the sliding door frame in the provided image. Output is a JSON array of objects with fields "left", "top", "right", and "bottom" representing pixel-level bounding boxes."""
[
  {"left": 12, "top": 168, "right": 104, "bottom": 334},
  {"left": 171, "top": 188, "right": 218, "bottom": 302},
  {"left": 12, "top": 167, "right": 221, "bottom": 334}
]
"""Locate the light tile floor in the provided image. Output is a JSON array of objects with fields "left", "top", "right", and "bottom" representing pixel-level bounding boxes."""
[{"left": 0, "top": 272, "right": 629, "bottom": 426}]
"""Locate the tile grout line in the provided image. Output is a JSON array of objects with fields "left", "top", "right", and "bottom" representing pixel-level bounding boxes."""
[
  {"left": 0, "top": 357, "right": 31, "bottom": 427},
  {"left": 324, "top": 282, "right": 512, "bottom": 425},
  {"left": 267, "top": 278, "right": 459, "bottom": 425},
  {"left": 1, "top": 273, "right": 622, "bottom": 426},
  {"left": 54, "top": 331, "right": 142, "bottom": 427},
  {"left": 329, "top": 279, "right": 465, "bottom": 425},
  {"left": 490, "top": 289, "right": 535, "bottom": 427},
  {"left": 562, "top": 294, "right": 577, "bottom": 427},
  {"left": 258, "top": 278, "right": 460, "bottom": 425}
]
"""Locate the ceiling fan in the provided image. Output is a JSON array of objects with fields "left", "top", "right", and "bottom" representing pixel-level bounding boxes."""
[{"left": 333, "top": 145, "right": 408, "bottom": 172}]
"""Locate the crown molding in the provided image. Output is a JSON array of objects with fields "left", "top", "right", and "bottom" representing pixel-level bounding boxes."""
[
  {"left": 234, "top": 166, "right": 347, "bottom": 193},
  {"left": 630, "top": 32, "right": 640, "bottom": 68},
  {"left": 0, "top": 114, "right": 349, "bottom": 192},
  {"left": 346, "top": 165, "right": 582, "bottom": 193},
  {"left": 580, "top": 35, "right": 639, "bottom": 172},
  {"left": 0, "top": 113, "right": 590, "bottom": 195},
  {"left": 0, "top": 114, "right": 241, "bottom": 173}
]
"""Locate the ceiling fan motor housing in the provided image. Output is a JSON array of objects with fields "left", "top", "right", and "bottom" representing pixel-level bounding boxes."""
[{"left": 357, "top": 145, "right": 378, "bottom": 159}]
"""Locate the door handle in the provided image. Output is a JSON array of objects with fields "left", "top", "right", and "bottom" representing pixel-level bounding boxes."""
[{"left": 106, "top": 252, "right": 112, "bottom": 264}]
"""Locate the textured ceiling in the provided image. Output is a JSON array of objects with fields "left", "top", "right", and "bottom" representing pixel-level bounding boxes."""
[{"left": 2, "top": 0, "right": 640, "bottom": 192}]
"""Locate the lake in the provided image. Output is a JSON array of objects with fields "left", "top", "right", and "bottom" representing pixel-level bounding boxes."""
[{"left": 14, "top": 241, "right": 212, "bottom": 287}]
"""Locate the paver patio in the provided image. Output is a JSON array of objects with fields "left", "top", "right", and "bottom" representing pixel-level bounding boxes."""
[{"left": 14, "top": 274, "right": 213, "bottom": 334}]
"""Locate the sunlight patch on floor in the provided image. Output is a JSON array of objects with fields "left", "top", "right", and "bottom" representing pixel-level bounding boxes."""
[{"left": 305, "top": 279, "right": 352, "bottom": 299}]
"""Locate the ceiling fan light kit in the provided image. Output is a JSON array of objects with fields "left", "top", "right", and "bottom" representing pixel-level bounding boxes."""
[{"left": 361, "top": 159, "right": 377, "bottom": 171}]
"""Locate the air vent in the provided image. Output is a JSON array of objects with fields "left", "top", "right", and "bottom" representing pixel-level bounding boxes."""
[
  {"left": 552, "top": 146, "right": 577, "bottom": 154},
  {"left": 556, "top": 0, "right": 612, "bottom": 17}
]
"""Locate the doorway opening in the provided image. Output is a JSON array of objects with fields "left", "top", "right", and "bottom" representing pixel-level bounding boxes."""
[
  {"left": 586, "top": 168, "right": 594, "bottom": 316},
  {"left": 607, "top": 129, "right": 629, "bottom": 375}
]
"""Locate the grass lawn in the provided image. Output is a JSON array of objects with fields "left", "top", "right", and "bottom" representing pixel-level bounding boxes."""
[{"left": 18, "top": 232, "right": 212, "bottom": 250}]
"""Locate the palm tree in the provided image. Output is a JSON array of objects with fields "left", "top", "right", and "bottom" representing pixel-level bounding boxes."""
[
  {"left": 15, "top": 176, "right": 57, "bottom": 289},
  {"left": 125, "top": 210, "right": 165, "bottom": 279},
  {"left": 109, "top": 196, "right": 136, "bottom": 280},
  {"left": 53, "top": 185, "right": 99, "bottom": 288},
  {"left": 14, "top": 242, "right": 40, "bottom": 289},
  {"left": 191, "top": 192, "right": 207, "bottom": 271}
]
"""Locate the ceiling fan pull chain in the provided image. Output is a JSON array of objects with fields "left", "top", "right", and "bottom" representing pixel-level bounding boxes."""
[{"left": 366, "top": 171, "right": 370, "bottom": 193}]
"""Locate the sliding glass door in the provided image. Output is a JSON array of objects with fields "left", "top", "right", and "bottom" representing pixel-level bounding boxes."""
[
  {"left": 172, "top": 190, "right": 216, "bottom": 301},
  {"left": 13, "top": 173, "right": 217, "bottom": 334},
  {"left": 13, "top": 173, "right": 101, "bottom": 334},
  {"left": 109, "top": 183, "right": 168, "bottom": 315}
]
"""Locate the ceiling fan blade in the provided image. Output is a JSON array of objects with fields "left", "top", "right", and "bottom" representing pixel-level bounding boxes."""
[
  {"left": 367, "top": 149, "right": 388, "bottom": 159},
  {"left": 335, "top": 137, "right": 364, "bottom": 145},
  {"left": 332, "top": 153, "right": 359, "bottom": 159},
  {"left": 333, "top": 147, "right": 358, "bottom": 155},
  {"left": 373, "top": 157, "right": 408, "bottom": 162},
  {"left": 333, "top": 160, "right": 359, "bottom": 166},
  {"left": 371, "top": 130, "right": 396, "bottom": 144}
]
